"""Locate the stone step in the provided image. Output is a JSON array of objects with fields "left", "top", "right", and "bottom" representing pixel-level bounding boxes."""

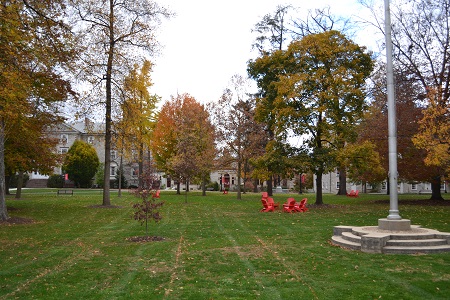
[
  {"left": 389, "top": 233, "right": 438, "bottom": 240},
  {"left": 25, "top": 179, "right": 48, "bottom": 188},
  {"left": 383, "top": 244, "right": 450, "bottom": 255},
  {"left": 341, "top": 231, "right": 362, "bottom": 244},
  {"left": 386, "top": 238, "right": 448, "bottom": 247},
  {"left": 331, "top": 235, "right": 361, "bottom": 251}
]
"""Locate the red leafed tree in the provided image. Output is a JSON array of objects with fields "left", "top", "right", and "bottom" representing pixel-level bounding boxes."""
[
  {"left": 131, "top": 161, "right": 164, "bottom": 239},
  {"left": 359, "top": 65, "right": 440, "bottom": 196}
]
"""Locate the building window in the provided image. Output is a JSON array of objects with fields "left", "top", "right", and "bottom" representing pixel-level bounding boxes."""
[
  {"left": 381, "top": 182, "right": 387, "bottom": 190},
  {"left": 111, "top": 166, "right": 116, "bottom": 176},
  {"left": 59, "top": 147, "right": 68, "bottom": 154},
  {"left": 336, "top": 181, "right": 340, "bottom": 189},
  {"left": 131, "top": 166, "right": 139, "bottom": 176},
  {"left": 88, "top": 136, "right": 94, "bottom": 144},
  {"left": 111, "top": 150, "right": 117, "bottom": 160},
  {"left": 411, "top": 183, "right": 417, "bottom": 190},
  {"left": 60, "top": 134, "right": 68, "bottom": 144}
]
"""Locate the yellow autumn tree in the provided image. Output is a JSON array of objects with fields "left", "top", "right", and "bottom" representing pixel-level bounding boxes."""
[
  {"left": 413, "top": 87, "right": 450, "bottom": 179},
  {"left": 0, "top": 1, "right": 76, "bottom": 220},
  {"left": 116, "top": 60, "right": 159, "bottom": 189}
]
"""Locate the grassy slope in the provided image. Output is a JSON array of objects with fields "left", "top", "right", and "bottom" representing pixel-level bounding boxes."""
[{"left": 0, "top": 190, "right": 449, "bottom": 299}]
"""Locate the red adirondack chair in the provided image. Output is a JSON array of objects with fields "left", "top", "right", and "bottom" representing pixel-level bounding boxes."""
[
  {"left": 261, "top": 192, "right": 268, "bottom": 200},
  {"left": 260, "top": 199, "right": 275, "bottom": 212},
  {"left": 294, "top": 198, "right": 308, "bottom": 212},
  {"left": 267, "top": 197, "right": 280, "bottom": 210},
  {"left": 346, "top": 190, "right": 359, "bottom": 198},
  {"left": 283, "top": 198, "right": 296, "bottom": 213},
  {"left": 153, "top": 190, "right": 160, "bottom": 198}
]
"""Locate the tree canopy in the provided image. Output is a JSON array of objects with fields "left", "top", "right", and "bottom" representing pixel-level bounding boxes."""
[
  {"left": 0, "top": 0, "right": 76, "bottom": 220},
  {"left": 151, "top": 94, "right": 216, "bottom": 199},
  {"left": 63, "top": 140, "right": 100, "bottom": 188},
  {"left": 270, "top": 30, "right": 373, "bottom": 204},
  {"left": 69, "top": 0, "right": 171, "bottom": 206}
]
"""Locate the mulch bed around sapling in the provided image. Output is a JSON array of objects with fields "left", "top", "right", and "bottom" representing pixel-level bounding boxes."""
[{"left": 126, "top": 236, "right": 165, "bottom": 243}]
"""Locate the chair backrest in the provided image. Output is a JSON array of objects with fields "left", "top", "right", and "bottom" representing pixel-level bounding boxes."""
[
  {"left": 354, "top": 190, "right": 359, "bottom": 196},
  {"left": 300, "top": 198, "right": 307, "bottom": 206},
  {"left": 261, "top": 199, "right": 268, "bottom": 208},
  {"left": 287, "top": 198, "right": 296, "bottom": 207},
  {"left": 261, "top": 192, "right": 268, "bottom": 200}
]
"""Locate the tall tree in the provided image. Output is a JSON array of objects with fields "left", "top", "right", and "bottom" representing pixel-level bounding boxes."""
[
  {"left": 272, "top": 30, "right": 373, "bottom": 205},
  {"left": 413, "top": 87, "right": 450, "bottom": 197},
  {"left": 360, "top": 64, "right": 442, "bottom": 197},
  {"left": 151, "top": 99, "right": 178, "bottom": 192},
  {"left": 211, "top": 75, "right": 264, "bottom": 199},
  {"left": 361, "top": 0, "right": 450, "bottom": 199},
  {"left": 250, "top": 5, "right": 293, "bottom": 196},
  {"left": 151, "top": 94, "right": 216, "bottom": 199},
  {"left": 0, "top": 0, "right": 76, "bottom": 220},
  {"left": 69, "top": 0, "right": 171, "bottom": 206},
  {"left": 249, "top": 5, "right": 356, "bottom": 196},
  {"left": 116, "top": 60, "right": 159, "bottom": 189}
]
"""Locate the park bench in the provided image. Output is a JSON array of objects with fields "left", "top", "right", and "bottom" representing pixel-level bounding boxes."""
[{"left": 57, "top": 189, "right": 73, "bottom": 196}]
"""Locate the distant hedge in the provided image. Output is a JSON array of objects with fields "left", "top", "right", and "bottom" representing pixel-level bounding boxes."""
[{"left": 47, "top": 174, "right": 64, "bottom": 188}]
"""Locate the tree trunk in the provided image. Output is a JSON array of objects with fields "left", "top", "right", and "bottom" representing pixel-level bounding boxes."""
[
  {"left": 267, "top": 177, "right": 273, "bottom": 196},
  {"left": 5, "top": 175, "right": 10, "bottom": 195},
  {"left": 237, "top": 161, "right": 242, "bottom": 200},
  {"left": 0, "top": 119, "right": 8, "bottom": 220},
  {"left": 337, "top": 167, "right": 347, "bottom": 195},
  {"left": 102, "top": 0, "right": 114, "bottom": 206},
  {"left": 201, "top": 174, "right": 206, "bottom": 196},
  {"left": 118, "top": 155, "right": 123, "bottom": 198},
  {"left": 15, "top": 171, "right": 23, "bottom": 199},
  {"left": 184, "top": 179, "right": 188, "bottom": 203},
  {"left": 430, "top": 176, "right": 444, "bottom": 200},
  {"left": 253, "top": 178, "right": 258, "bottom": 193},
  {"left": 315, "top": 171, "right": 324, "bottom": 205}
]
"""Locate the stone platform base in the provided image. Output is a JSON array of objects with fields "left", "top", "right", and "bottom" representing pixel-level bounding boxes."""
[
  {"left": 378, "top": 218, "right": 411, "bottom": 231},
  {"left": 331, "top": 224, "right": 450, "bottom": 254}
]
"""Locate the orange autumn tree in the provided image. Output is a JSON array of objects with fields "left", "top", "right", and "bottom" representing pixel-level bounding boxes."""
[{"left": 151, "top": 94, "right": 216, "bottom": 199}]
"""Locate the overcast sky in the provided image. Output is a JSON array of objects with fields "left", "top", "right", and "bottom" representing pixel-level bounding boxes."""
[{"left": 151, "top": 0, "right": 382, "bottom": 105}]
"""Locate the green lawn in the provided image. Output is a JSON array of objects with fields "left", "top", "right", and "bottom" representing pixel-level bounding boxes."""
[{"left": 1, "top": 189, "right": 449, "bottom": 299}]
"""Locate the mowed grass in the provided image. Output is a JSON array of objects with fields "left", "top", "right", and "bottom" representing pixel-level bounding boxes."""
[{"left": 1, "top": 189, "right": 449, "bottom": 300}]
